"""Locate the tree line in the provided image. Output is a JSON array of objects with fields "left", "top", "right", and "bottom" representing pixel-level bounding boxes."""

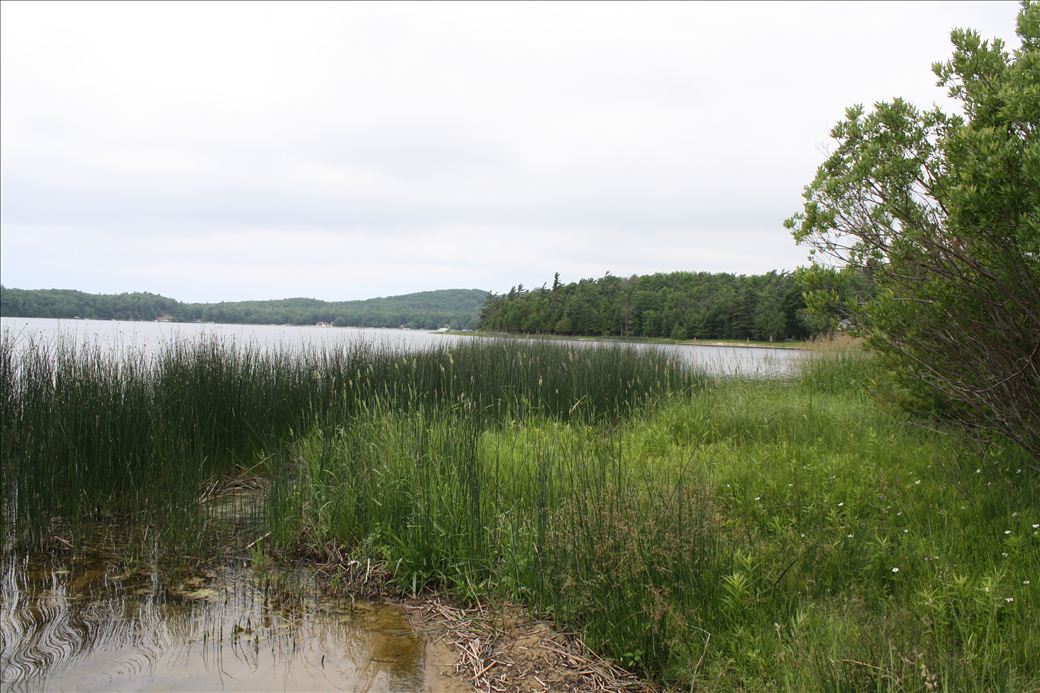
[
  {"left": 478, "top": 270, "right": 851, "bottom": 341},
  {"left": 0, "top": 286, "right": 488, "bottom": 330}
]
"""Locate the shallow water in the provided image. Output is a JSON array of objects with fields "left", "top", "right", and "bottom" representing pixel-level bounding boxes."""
[{"left": 0, "top": 495, "right": 459, "bottom": 692}]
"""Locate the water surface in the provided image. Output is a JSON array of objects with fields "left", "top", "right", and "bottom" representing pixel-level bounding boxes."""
[
  {"left": 0, "top": 493, "right": 460, "bottom": 692},
  {"left": 1, "top": 317, "right": 805, "bottom": 376}
]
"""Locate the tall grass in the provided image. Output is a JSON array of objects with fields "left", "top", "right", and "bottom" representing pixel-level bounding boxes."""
[
  {"left": 0, "top": 331, "right": 698, "bottom": 550},
  {"left": 3, "top": 329, "right": 1036, "bottom": 690},
  {"left": 269, "top": 349, "right": 1038, "bottom": 690}
]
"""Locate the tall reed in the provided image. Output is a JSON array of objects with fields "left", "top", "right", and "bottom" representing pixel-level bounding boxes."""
[
  {"left": 0, "top": 331, "right": 699, "bottom": 551},
  {"left": 268, "top": 348, "right": 1038, "bottom": 689}
]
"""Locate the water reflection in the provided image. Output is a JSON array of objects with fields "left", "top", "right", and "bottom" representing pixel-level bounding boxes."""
[
  {"left": 1, "top": 316, "right": 806, "bottom": 376},
  {"left": 0, "top": 552, "right": 446, "bottom": 692}
]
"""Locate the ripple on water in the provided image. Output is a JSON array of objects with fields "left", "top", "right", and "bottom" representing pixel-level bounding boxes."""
[{"left": 1, "top": 550, "right": 457, "bottom": 692}]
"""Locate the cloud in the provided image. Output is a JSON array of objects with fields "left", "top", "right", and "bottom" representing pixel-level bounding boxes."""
[{"left": 1, "top": 1, "right": 1022, "bottom": 301}]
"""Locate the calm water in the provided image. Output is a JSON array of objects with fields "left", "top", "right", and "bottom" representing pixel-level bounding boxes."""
[
  {"left": 0, "top": 491, "right": 461, "bottom": 692},
  {"left": 0, "top": 317, "right": 806, "bottom": 376},
  {"left": 0, "top": 316, "right": 803, "bottom": 689},
  {"left": 0, "top": 556, "right": 456, "bottom": 692}
]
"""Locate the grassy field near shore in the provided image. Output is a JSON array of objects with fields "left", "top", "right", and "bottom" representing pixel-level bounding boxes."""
[
  {"left": 270, "top": 352, "right": 1038, "bottom": 690},
  {"left": 2, "top": 333, "right": 1035, "bottom": 690}
]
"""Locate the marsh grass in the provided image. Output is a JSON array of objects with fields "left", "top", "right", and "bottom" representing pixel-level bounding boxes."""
[
  {"left": 3, "top": 329, "right": 1036, "bottom": 690},
  {"left": 0, "top": 331, "right": 697, "bottom": 552},
  {"left": 270, "top": 349, "right": 1038, "bottom": 690}
]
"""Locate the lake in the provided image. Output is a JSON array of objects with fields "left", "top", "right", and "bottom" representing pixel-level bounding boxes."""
[
  {"left": 0, "top": 316, "right": 806, "bottom": 690},
  {"left": 0, "top": 317, "right": 806, "bottom": 377}
]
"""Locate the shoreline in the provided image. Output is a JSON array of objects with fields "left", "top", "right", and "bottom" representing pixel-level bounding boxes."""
[{"left": 444, "top": 329, "right": 814, "bottom": 350}]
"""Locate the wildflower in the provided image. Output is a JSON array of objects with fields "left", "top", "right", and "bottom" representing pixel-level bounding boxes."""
[
  {"left": 1002, "top": 552, "right": 1009, "bottom": 557},
  {"left": 1033, "top": 524, "right": 1039, "bottom": 529},
  {"left": 976, "top": 469, "right": 982, "bottom": 474},
  {"left": 1024, "top": 580, "right": 1030, "bottom": 585},
  {"left": 754, "top": 496, "right": 761, "bottom": 501},
  {"left": 914, "top": 480, "right": 921, "bottom": 485},
  {"left": 904, "top": 529, "right": 909, "bottom": 533},
  {"left": 837, "top": 502, "right": 844, "bottom": 507},
  {"left": 847, "top": 534, "right": 853, "bottom": 539},
  {"left": 892, "top": 567, "right": 899, "bottom": 573},
  {"left": 1005, "top": 530, "right": 1012, "bottom": 535},
  {"left": 1006, "top": 597, "right": 1014, "bottom": 603}
]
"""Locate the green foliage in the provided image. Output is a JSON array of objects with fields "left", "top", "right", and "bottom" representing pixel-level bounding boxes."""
[
  {"left": 786, "top": 3, "right": 1040, "bottom": 462},
  {"left": 270, "top": 351, "right": 1038, "bottom": 690},
  {"left": 1, "top": 332, "right": 699, "bottom": 550},
  {"left": 4, "top": 331, "right": 1037, "bottom": 689},
  {"left": 793, "top": 266, "right": 876, "bottom": 334},
  {"left": 0, "top": 286, "right": 489, "bottom": 330},
  {"left": 480, "top": 270, "right": 823, "bottom": 341}
]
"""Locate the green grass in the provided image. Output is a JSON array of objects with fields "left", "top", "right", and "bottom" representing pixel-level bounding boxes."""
[
  {"left": 269, "top": 351, "right": 1038, "bottom": 691},
  {"left": 0, "top": 331, "right": 698, "bottom": 550},
  {"left": 2, "top": 330, "right": 1036, "bottom": 690}
]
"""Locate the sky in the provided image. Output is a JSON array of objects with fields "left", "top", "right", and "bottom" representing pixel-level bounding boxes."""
[{"left": 0, "top": 1, "right": 1023, "bottom": 302}]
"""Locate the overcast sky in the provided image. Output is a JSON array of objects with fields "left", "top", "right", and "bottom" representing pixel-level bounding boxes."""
[{"left": 0, "top": 1, "right": 1022, "bottom": 302}]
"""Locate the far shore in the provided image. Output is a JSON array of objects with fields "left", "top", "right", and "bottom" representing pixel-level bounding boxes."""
[{"left": 443, "top": 329, "right": 832, "bottom": 350}]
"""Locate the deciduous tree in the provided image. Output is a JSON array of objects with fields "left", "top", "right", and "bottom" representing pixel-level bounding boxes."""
[{"left": 786, "top": 2, "right": 1040, "bottom": 461}]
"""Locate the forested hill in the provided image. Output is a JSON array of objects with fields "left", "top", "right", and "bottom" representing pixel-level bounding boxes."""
[
  {"left": 479, "top": 271, "right": 818, "bottom": 341},
  {"left": 0, "top": 286, "right": 489, "bottom": 330}
]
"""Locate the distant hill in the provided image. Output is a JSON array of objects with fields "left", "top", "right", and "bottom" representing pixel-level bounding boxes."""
[{"left": 0, "top": 286, "right": 490, "bottom": 330}]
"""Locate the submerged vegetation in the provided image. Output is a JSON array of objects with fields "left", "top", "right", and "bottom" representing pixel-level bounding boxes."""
[{"left": 2, "top": 331, "right": 1036, "bottom": 690}]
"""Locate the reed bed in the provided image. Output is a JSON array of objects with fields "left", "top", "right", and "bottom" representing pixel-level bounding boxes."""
[
  {"left": 0, "top": 331, "right": 698, "bottom": 550},
  {"left": 3, "top": 329, "right": 1036, "bottom": 690},
  {"left": 270, "top": 350, "right": 1038, "bottom": 691}
]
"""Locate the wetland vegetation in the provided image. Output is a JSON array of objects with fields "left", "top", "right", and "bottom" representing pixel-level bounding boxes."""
[{"left": 2, "top": 331, "right": 1036, "bottom": 690}]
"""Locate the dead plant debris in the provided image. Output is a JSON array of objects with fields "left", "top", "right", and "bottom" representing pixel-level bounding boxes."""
[{"left": 404, "top": 596, "right": 654, "bottom": 693}]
